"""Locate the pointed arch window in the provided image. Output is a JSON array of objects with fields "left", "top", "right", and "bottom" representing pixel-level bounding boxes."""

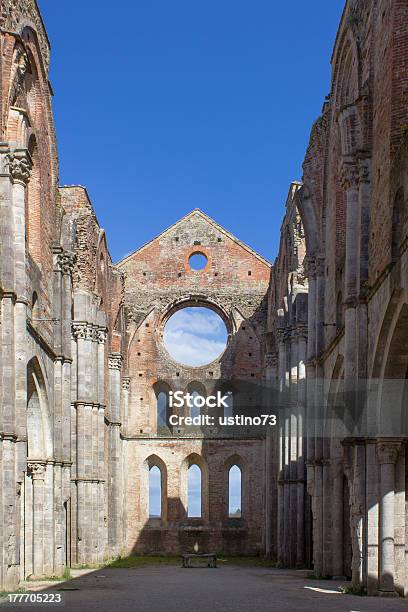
[
  {"left": 187, "top": 464, "right": 202, "bottom": 517},
  {"left": 228, "top": 465, "right": 242, "bottom": 517},
  {"left": 224, "top": 392, "right": 233, "bottom": 418},
  {"left": 190, "top": 391, "right": 202, "bottom": 419},
  {"left": 149, "top": 465, "right": 162, "bottom": 518},
  {"left": 157, "top": 391, "right": 169, "bottom": 429}
]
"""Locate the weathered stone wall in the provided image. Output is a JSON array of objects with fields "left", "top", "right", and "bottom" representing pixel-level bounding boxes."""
[
  {"left": 118, "top": 210, "right": 271, "bottom": 555},
  {"left": 271, "top": 0, "right": 408, "bottom": 596}
]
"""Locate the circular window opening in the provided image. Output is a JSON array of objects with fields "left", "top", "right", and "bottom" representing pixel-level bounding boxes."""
[
  {"left": 189, "top": 252, "right": 208, "bottom": 271},
  {"left": 163, "top": 306, "right": 228, "bottom": 367}
]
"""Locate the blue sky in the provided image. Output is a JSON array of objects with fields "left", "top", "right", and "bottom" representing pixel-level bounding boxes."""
[{"left": 39, "top": 1, "right": 344, "bottom": 263}]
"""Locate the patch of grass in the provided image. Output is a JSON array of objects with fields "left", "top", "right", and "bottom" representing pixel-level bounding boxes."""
[
  {"left": 0, "top": 588, "right": 27, "bottom": 599},
  {"left": 105, "top": 555, "right": 278, "bottom": 569},
  {"left": 26, "top": 566, "right": 72, "bottom": 582},
  {"left": 106, "top": 555, "right": 180, "bottom": 569},
  {"left": 340, "top": 584, "right": 367, "bottom": 596},
  {"left": 71, "top": 563, "right": 104, "bottom": 570}
]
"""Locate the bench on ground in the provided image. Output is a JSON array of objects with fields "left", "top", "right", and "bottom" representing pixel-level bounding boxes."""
[{"left": 182, "top": 553, "right": 217, "bottom": 568}]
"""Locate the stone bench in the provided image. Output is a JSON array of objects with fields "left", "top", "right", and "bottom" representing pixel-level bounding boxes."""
[{"left": 182, "top": 553, "right": 217, "bottom": 568}]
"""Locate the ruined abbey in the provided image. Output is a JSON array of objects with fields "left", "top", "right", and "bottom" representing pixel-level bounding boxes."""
[{"left": 1, "top": 0, "right": 408, "bottom": 598}]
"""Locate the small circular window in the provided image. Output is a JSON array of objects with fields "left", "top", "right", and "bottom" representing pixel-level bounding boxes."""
[
  {"left": 163, "top": 306, "right": 228, "bottom": 367},
  {"left": 189, "top": 252, "right": 208, "bottom": 271}
]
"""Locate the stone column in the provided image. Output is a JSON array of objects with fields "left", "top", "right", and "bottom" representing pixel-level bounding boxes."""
[
  {"left": 289, "top": 328, "right": 298, "bottom": 566},
  {"left": 314, "top": 257, "right": 325, "bottom": 460},
  {"left": 122, "top": 377, "right": 130, "bottom": 432},
  {"left": 264, "top": 353, "right": 276, "bottom": 558},
  {"left": 108, "top": 353, "right": 123, "bottom": 556},
  {"left": 1, "top": 149, "right": 32, "bottom": 589},
  {"left": 331, "top": 459, "right": 345, "bottom": 579},
  {"left": 341, "top": 159, "right": 359, "bottom": 435},
  {"left": 277, "top": 328, "right": 286, "bottom": 564},
  {"left": 377, "top": 441, "right": 401, "bottom": 596},
  {"left": 296, "top": 327, "right": 307, "bottom": 567},
  {"left": 28, "top": 462, "right": 46, "bottom": 578},
  {"left": 366, "top": 441, "right": 379, "bottom": 594}
]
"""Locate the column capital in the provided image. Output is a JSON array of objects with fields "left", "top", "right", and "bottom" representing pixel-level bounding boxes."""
[
  {"left": 358, "top": 157, "right": 371, "bottom": 184},
  {"left": 376, "top": 442, "right": 401, "bottom": 465},
  {"left": 304, "top": 256, "right": 316, "bottom": 279},
  {"left": 295, "top": 325, "right": 308, "bottom": 341},
  {"left": 339, "top": 158, "right": 359, "bottom": 190},
  {"left": 108, "top": 353, "right": 123, "bottom": 370},
  {"left": 96, "top": 327, "right": 108, "bottom": 344},
  {"left": 72, "top": 322, "right": 89, "bottom": 341},
  {"left": 28, "top": 461, "right": 46, "bottom": 480},
  {"left": 6, "top": 148, "right": 32, "bottom": 185},
  {"left": 55, "top": 250, "right": 76, "bottom": 276},
  {"left": 122, "top": 377, "right": 131, "bottom": 391}
]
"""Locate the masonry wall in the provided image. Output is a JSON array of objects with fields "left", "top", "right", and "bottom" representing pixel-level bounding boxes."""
[
  {"left": 118, "top": 211, "right": 271, "bottom": 555},
  {"left": 272, "top": 0, "right": 408, "bottom": 596}
]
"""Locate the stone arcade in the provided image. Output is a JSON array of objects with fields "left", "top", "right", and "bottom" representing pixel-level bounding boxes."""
[{"left": 0, "top": 0, "right": 408, "bottom": 598}]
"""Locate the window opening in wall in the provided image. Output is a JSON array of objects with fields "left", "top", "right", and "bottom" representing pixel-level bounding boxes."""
[
  {"left": 157, "top": 391, "right": 168, "bottom": 429},
  {"left": 190, "top": 390, "right": 201, "bottom": 419},
  {"left": 163, "top": 306, "right": 228, "bottom": 367},
  {"left": 224, "top": 392, "right": 233, "bottom": 418},
  {"left": 188, "top": 252, "right": 207, "bottom": 271},
  {"left": 229, "top": 465, "right": 242, "bottom": 517},
  {"left": 188, "top": 464, "right": 202, "bottom": 517},
  {"left": 149, "top": 466, "right": 161, "bottom": 518}
]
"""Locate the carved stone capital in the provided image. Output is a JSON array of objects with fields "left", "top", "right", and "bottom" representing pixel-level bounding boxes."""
[
  {"left": 358, "top": 158, "right": 370, "bottom": 184},
  {"left": 108, "top": 353, "right": 123, "bottom": 370},
  {"left": 6, "top": 149, "right": 32, "bottom": 185},
  {"left": 56, "top": 251, "right": 76, "bottom": 276},
  {"left": 28, "top": 462, "right": 46, "bottom": 480},
  {"left": 122, "top": 377, "right": 131, "bottom": 391},
  {"left": 304, "top": 257, "right": 316, "bottom": 279},
  {"left": 295, "top": 325, "right": 308, "bottom": 341},
  {"left": 376, "top": 442, "right": 401, "bottom": 465},
  {"left": 340, "top": 160, "right": 359, "bottom": 190},
  {"left": 96, "top": 328, "right": 108, "bottom": 344},
  {"left": 72, "top": 322, "right": 88, "bottom": 341}
]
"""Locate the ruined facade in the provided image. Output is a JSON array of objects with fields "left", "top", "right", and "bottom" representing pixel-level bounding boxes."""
[
  {"left": 1, "top": 0, "right": 408, "bottom": 599},
  {"left": 272, "top": 0, "right": 408, "bottom": 596}
]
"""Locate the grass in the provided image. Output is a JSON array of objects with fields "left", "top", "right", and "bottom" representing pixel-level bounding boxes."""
[
  {"left": 0, "top": 588, "right": 27, "bottom": 599},
  {"left": 339, "top": 584, "right": 367, "bottom": 596},
  {"left": 26, "top": 566, "right": 72, "bottom": 582},
  {"left": 106, "top": 555, "right": 180, "bottom": 568},
  {"left": 105, "top": 554, "right": 277, "bottom": 569}
]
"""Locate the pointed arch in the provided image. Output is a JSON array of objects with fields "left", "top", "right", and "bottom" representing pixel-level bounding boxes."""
[
  {"left": 142, "top": 454, "right": 168, "bottom": 523},
  {"left": 26, "top": 356, "right": 53, "bottom": 460},
  {"left": 223, "top": 454, "right": 248, "bottom": 520},
  {"left": 181, "top": 453, "right": 209, "bottom": 521},
  {"left": 153, "top": 381, "right": 172, "bottom": 431},
  {"left": 185, "top": 381, "right": 207, "bottom": 418}
]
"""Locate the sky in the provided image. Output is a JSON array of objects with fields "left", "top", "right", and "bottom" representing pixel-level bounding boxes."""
[
  {"left": 163, "top": 307, "right": 228, "bottom": 367},
  {"left": 38, "top": 0, "right": 344, "bottom": 264}
]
